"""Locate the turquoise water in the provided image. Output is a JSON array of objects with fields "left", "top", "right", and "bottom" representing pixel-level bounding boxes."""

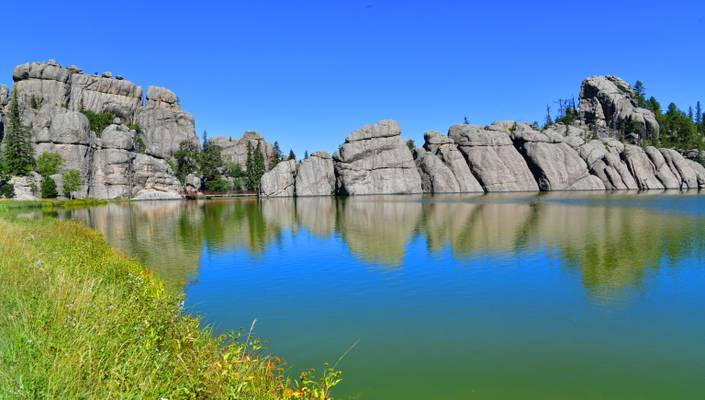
[{"left": 50, "top": 192, "right": 705, "bottom": 399}]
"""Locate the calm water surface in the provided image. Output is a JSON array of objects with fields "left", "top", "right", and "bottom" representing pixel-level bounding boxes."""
[{"left": 46, "top": 193, "right": 705, "bottom": 399}]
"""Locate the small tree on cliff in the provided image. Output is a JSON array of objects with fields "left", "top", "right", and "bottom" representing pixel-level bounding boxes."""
[
  {"left": 544, "top": 104, "right": 553, "bottom": 128},
  {"left": 271, "top": 141, "right": 282, "bottom": 166},
  {"left": 288, "top": 149, "right": 296, "bottom": 161},
  {"left": 2, "top": 89, "right": 35, "bottom": 176},
  {"left": 174, "top": 140, "right": 200, "bottom": 183},
  {"left": 633, "top": 81, "right": 647, "bottom": 107}
]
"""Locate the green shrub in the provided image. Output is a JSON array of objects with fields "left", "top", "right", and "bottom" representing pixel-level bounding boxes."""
[
  {"left": 81, "top": 110, "right": 116, "bottom": 135},
  {"left": 36, "top": 152, "right": 63, "bottom": 177},
  {"left": 40, "top": 176, "right": 58, "bottom": 198},
  {"left": 135, "top": 135, "right": 146, "bottom": 154},
  {"left": 128, "top": 123, "right": 142, "bottom": 133},
  {"left": 62, "top": 170, "right": 81, "bottom": 199},
  {"left": 204, "top": 176, "right": 228, "bottom": 193},
  {"left": 0, "top": 180, "right": 14, "bottom": 198}
]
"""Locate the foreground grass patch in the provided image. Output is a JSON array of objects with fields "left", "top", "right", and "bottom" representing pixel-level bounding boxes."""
[
  {"left": 0, "top": 217, "right": 340, "bottom": 399},
  {"left": 0, "top": 198, "right": 109, "bottom": 211}
]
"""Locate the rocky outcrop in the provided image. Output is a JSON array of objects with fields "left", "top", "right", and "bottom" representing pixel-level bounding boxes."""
[
  {"left": 212, "top": 131, "right": 274, "bottom": 171},
  {"left": 5, "top": 60, "right": 189, "bottom": 200},
  {"left": 135, "top": 86, "right": 198, "bottom": 160},
  {"left": 659, "top": 148, "right": 698, "bottom": 189},
  {"left": 644, "top": 146, "right": 680, "bottom": 189},
  {"left": 295, "top": 152, "right": 335, "bottom": 196},
  {"left": 184, "top": 174, "right": 202, "bottom": 196},
  {"left": 260, "top": 159, "right": 296, "bottom": 197},
  {"left": 502, "top": 122, "right": 604, "bottom": 191},
  {"left": 415, "top": 148, "right": 460, "bottom": 193},
  {"left": 579, "top": 75, "right": 659, "bottom": 139},
  {"left": 9, "top": 173, "right": 41, "bottom": 200},
  {"left": 622, "top": 145, "right": 664, "bottom": 190},
  {"left": 333, "top": 120, "right": 422, "bottom": 195},
  {"left": 449, "top": 124, "right": 538, "bottom": 192},
  {"left": 422, "top": 131, "right": 483, "bottom": 193},
  {"left": 574, "top": 139, "right": 638, "bottom": 190}
]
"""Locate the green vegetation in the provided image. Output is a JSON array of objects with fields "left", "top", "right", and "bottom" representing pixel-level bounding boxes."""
[
  {"left": 128, "top": 122, "right": 142, "bottom": 133},
  {"left": 406, "top": 139, "right": 415, "bottom": 151},
  {"left": 81, "top": 110, "right": 116, "bottom": 135},
  {"left": 246, "top": 142, "right": 266, "bottom": 191},
  {"left": 174, "top": 140, "right": 200, "bottom": 184},
  {"left": 271, "top": 141, "right": 283, "bottom": 167},
  {"left": 0, "top": 179, "right": 14, "bottom": 199},
  {"left": 61, "top": 170, "right": 81, "bottom": 199},
  {"left": 40, "top": 175, "right": 58, "bottom": 198},
  {"left": 641, "top": 84, "right": 705, "bottom": 151},
  {"left": 2, "top": 89, "right": 35, "bottom": 176},
  {"left": 0, "top": 198, "right": 107, "bottom": 212},
  {"left": 0, "top": 217, "right": 341, "bottom": 399},
  {"left": 36, "top": 152, "right": 62, "bottom": 177},
  {"left": 201, "top": 139, "right": 227, "bottom": 193},
  {"left": 288, "top": 149, "right": 296, "bottom": 161},
  {"left": 135, "top": 135, "right": 146, "bottom": 154}
]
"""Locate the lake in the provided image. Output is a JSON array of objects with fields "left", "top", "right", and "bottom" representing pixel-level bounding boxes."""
[{"left": 43, "top": 192, "right": 705, "bottom": 399}]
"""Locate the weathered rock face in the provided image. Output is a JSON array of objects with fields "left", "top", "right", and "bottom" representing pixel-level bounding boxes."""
[
  {"left": 5, "top": 60, "right": 188, "bottom": 200},
  {"left": 9, "top": 173, "right": 41, "bottom": 200},
  {"left": 685, "top": 159, "right": 705, "bottom": 189},
  {"left": 212, "top": 131, "right": 274, "bottom": 171},
  {"left": 333, "top": 120, "right": 422, "bottom": 195},
  {"left": 622, "top": 144, "right": 664, "bottom": 190},
  {"left": 415, "top": 148, "right": 460, "bottom": 193},
  {"left": 295, "top": 152, "right": 335, "bottom": 196},
  {"left": 449, "top": 124, "right": 538, "bottom": 192},
  {"left": 500, "top": 122, "right": 604, "bottom": 191},
  {"left": 660, "top": 148, "right": 698, "bottom": 189},
  {"left": 136, "top": 86, "right": 198, "bottom": 160},
  {"left": 644, "top": 146, "right": 681, "bottom": 189},
  {"left": 184, "top": 174, "right": 202, "bottom": 196},
  {"left": 576, "top": 139, "right": 638, "bottom": 190},
  {"left": 579, "top": 76, "right": 659, "bottom": 139},
  {"left": 67, "top": 73, "right": 142, "bottom": 122},
  {"left": 422, "top": 131, "right": 483, "bottom": 193},
  {"left": 260, "top": 159, "right": 296, "bottom": 197},
  {"left": 0, "top": 85, "right": 8, "bottom": 107}
]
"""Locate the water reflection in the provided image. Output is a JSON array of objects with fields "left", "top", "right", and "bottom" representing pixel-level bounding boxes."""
[{"left": 53, "top": 192, "right": 705, "bottom": 297}]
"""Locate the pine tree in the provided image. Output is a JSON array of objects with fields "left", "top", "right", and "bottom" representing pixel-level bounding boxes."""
[
  {"left": 271, "top": 141, "right": 282, "bottom": 166},
  {"left": 688, "top": 106, "right": 694, "bottom": 121},
  {"left": 304, "top": 150, "right": 309, "bottom": 159},
  {"left": 202, "top": 130, "right": 208, "bottom": 147},
  {"left": 463, "top": 116, "right": 470, "bottom": 125},
  {"left": 288, "top": 149, "right": 296, "bottom": 160},
  {"left": 2, "top": 89, "right": 35, "bottom": 176},
  {"left": 696, "top": 101, "right": 702, "bottom": 126},
  {"left": 633, "top": 81, "right": 647, "bottom": 107},
  {"left": 544, "top": 104, "right": 553, "bottom": 127}
]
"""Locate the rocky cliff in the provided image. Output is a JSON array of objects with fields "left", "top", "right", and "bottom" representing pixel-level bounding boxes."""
[
  {"left": 1, "top": 60, "right": 198, "bottom": 199},
  {"left": 259, "top": 75, "right": 705, "bottom": 197}
]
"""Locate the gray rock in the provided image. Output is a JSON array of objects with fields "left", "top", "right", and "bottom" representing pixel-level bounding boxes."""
[
  {"left": 211, "top": 131, "right": 274, "bottom": 171},
  {"left": 660, "top": 148, "right": 698, "bottom": 189},
  {"left": 0, "top": 84, "right": 8, "bottom": 106},
  {"left": 449, "top": 124, "right": 538, "bottom": 192},
  {"left": 12, "top": 61, "right": 71, "bottom": 109},
  {"left": 9, "top": 173, "right": 41, "bottom": 200},
  {"left": 577, "top": 140, "right": 638, "bottom": 190},
  {"left": 622, "top": 144, "right": 664, "bottom": 190},
  {"left": 295, "top": 151, "right": 335, "bottom": 196},
  {"left": 184, "top": 174, "right": 202, "bottom": 196},
  {"left": 131, "top": 154, "right": 182, "bottom": 199},
  {"left": 260, "top": 159, "right": 296, "bottom": 197},
  {"left": 30, "top": 106, "right": 92, "bottom": 175},
  {"left": 145, "top": 86, "right": 180, "bottom": 111},
  {"left": 136, "top": 90, "right": 198, "bottom": 160},
  {"left": 415, "top": 148, "right": 460, "bottom": 193},
  {"left": 89, "top": 147, "right": 133, "bottom": 199},
  {"left": 579, "top": 75, "right": 659, "bottom": 139},
  {"left": 644, "top": 146, "right": 680, "bottom": 189},
  {"left": 422, "top": 131, "right": 483, "bottom": 193},
  {"left": 68, "top": 73, "right": 143, "bottom": 122},
  {"left": 333, "top": 120, "right": 422, "bottom": 195},
  {"left": 685, "top": 160, "right": 705, "bottom": 189}
]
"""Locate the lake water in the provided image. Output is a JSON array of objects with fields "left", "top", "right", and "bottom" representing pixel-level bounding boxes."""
[{"left": 44, "top": 192, "right": 705, "bottom": 399}]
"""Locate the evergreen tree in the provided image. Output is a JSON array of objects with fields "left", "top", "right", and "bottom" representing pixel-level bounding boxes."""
[
  {"left": 271, "top": 141, "right": 282, "bottom": 166},
  {"left": 633, "top": 81, "right": 647, "bottom": 107},
  {"left": 544, "top": 105, "right": 553, "bottom": 127},
  {"left": 202, "top": 130, "right": 208, "bottom": 147},
  {"left": 696, "top": 101, "right": 702, "bottom": 126},
  {"left": 688, "top": 106, "right": 694, "bottom": 121},
  {"left": 646, "top": 96, "right": 662, "bottom": 115},
  {"left": 304, "top": 150, "right": 309, "bottom": 159},
  {"left": 245, "top": 141, "right": 265, "bottom": 190},
  {"left": 288, "top": 149, "right": 296, "bottom": 160},
  {"left": 463, "top": 116, "right": 470, "bottom": 125},
  {"left": 174, "top": 140, "right": 200, "bottom": 183},
  {"left": 2, "top": 89, "right": 35, "bottom": 176},
  {"left": 200, "top": 139, "right": 226, "bottom": 192},
  {"left": 40, "top": 176, "right": 58, "bottom": 198}
]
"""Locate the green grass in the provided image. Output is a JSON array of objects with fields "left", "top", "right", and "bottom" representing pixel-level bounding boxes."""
[
  {"left": 0, "top": 198, "right": 109, "bottom": 212},
  {"left": 0, "top": 217, "right": 341, "bottom": 399}
]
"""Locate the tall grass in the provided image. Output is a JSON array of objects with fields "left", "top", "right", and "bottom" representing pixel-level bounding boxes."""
[
  {"left": 0, "top": 198, "right": 109, "bottom": 212},
  {"left": 0, "top": 217, "right": 340, "bottom": 399}
]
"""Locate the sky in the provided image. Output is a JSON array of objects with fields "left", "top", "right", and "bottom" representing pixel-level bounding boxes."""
[{"left": 2, "top": 0, "right": 704, "bottom": 155}]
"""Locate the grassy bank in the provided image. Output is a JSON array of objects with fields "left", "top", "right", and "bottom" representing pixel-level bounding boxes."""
[
  {"left": 0, "top": 217, "right": 340, "bottom": 399},
  {"left": 0, "top": 198, "right": 109, "bottom": 211}
]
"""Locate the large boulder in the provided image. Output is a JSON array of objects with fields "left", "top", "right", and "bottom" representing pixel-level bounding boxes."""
[
  {"left": 67, "top": 73, "right": 143, "bottom": 122},
  {"left": 333, "top": 120, "right": 422, "bottom": 195},
  {"left": 422, "top": 131, "right": 483, "bottom": 193},
  {"left": 685, "top": 160, "right": 705, "bottom": 189},
  {"left": 260, "top": 159, "right": 296, "bottom": 197},
  {"left": 135, "top": 86, "right": 198, "bottom": 160},
  {"left": 131, "top": 153, "right": 182, "bottom": 199},
  {"left": 211, "top": 131, "right": 274, "bottom": 171},
  {"left": 89, "top": 124, "right": 136, "bottom": 199},
  {"left": 660, "top": 148, "right": 698, "bottom": 189},
  {"left": 295, "top": 151, "right": 335, "bottom": 196},
  {"left": 622, "top": 144, "right": 664, "bottom": 190},
  {"left": 414, "top": 148, "right": 460, "bottom": 193},
  {"left": 644, "top": 146, "right": 681, "bottom": 189},
  {"left": 575, "top": 139, "right": 638, "bottom": 190},
  {"left": 12, "top": 61, "right": 71, "bottom": 110},
  {"left": 503, "top": 122, "right": 604, "bottom": 191},
  {"left": 579, "top": 76, "right": 659, "bottom": 139},
  {"left": 448, "top": 124, "right": 538, "bottom": 192}
]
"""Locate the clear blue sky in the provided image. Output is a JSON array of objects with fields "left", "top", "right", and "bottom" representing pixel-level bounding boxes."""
[{"left": 2, "top": 1, "right": 704, "bottom": 155}]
